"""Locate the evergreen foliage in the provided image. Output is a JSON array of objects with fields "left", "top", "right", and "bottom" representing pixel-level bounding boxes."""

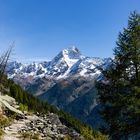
[{"left": 97, "top": 11, "right": 140, "bottom": 139}]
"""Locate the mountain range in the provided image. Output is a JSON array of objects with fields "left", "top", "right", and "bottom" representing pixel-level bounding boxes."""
[{"left": 7, "top": 47, "right": 112, "bottom": 129}]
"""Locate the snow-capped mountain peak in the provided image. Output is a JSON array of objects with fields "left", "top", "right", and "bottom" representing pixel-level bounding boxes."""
[
  {"left": 62, "top": 46, "right": 81, "bottom": 59},
  {"left": 7, "top": 47, "right": 112, "bottom": 80},
  {"left": 50, "top": 47, "right": 83, "bottom": 69},
  {"left": 61, "top": 47, "right": 83, "bottom": 67}
]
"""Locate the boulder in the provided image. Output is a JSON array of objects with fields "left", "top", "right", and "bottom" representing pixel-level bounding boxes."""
[{"left": 0, "top": 94, "right": 24, "bottom": 115}]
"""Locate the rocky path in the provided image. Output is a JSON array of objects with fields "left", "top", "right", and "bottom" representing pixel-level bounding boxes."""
[
  {"left": 2, "top": 113, "right": 84, "bottom": 140},
  {"left": 3, "top": 115, "right": 35, "bottom": 140}
]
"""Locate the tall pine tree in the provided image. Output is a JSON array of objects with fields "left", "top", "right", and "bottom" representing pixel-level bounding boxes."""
[{"left": 97, "top": 11, "right": 140, "bottom": 139}]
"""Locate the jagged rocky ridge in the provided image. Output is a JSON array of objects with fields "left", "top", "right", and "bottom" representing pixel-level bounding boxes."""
[
  {"left": 7, "top": 47, "right": 112, "bottom": 129},
  {"left": 7, "top": 47, "right": 112, "bottom": 80}
]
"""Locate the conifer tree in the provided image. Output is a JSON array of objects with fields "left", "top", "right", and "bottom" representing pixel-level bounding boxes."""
[{"left": 97, "top": 11, "right": 140, "bottom": 139}]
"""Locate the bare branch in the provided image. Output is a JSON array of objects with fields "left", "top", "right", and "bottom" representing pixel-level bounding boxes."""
[{"left": 0, "top": 42, "right": 15, "bottom": 83}]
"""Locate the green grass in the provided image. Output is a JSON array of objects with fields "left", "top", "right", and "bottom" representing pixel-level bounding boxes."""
[
  {"left": 21, "top": 132, "right": 40, "bottom": 140},
  {"left": 0, "top": 115, "right": 10, "bottom": 140},
  {"left": 0, "top": 129, "right": 4, "bottom": 140},
  {"left": 63, "top": 134, "right": 72, "bottom": 140}
]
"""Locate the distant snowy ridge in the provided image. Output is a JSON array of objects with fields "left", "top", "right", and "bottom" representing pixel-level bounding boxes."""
[{"left": 7, "top": 47, "right": 112, "bottom": 80}]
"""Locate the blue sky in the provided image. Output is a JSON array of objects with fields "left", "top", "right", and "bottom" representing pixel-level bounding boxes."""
[{"left": 0, "top": 0, "right": 140, "bottom": 61}]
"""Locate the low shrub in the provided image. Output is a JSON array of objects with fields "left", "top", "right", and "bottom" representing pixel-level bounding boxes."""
[
  {"left": 0, "top": 115, "right": 10, "bottom": 128},
  {"left": 19, "top": 103, "right": 28, "bottom": 112}
]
